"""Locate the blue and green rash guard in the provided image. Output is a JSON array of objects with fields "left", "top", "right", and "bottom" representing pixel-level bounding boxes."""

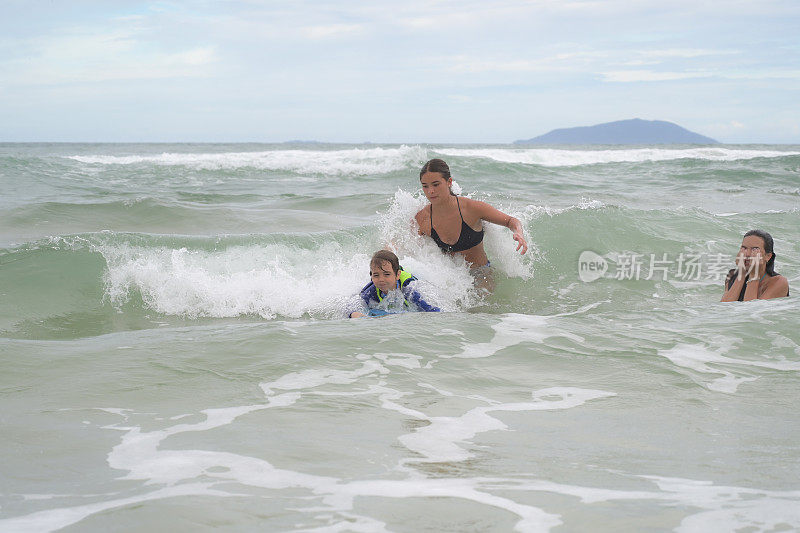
[{"left": 359, "top": 270, "right": 441, "bottom": 313}]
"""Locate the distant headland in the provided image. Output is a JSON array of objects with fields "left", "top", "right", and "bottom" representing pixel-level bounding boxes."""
[{"left": 514, "top": 118, "right": 719, "bottom": 145}]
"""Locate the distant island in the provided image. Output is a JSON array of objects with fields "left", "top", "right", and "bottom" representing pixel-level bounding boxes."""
[{"left": 514, "top": 118, "right": 719, "bottom": 145}]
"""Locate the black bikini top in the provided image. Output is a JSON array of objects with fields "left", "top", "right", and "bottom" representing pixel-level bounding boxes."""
[
  {"left": 430, "top": 196, "right": 484, "bottom": 253},
  {"left": 726, "top": 269, "right": 749, "bottom": 301}
]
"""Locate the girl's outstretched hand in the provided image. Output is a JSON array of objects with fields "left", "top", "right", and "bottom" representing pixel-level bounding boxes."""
[{"left": 513, "top": 231, "right": 528, "bottom": 255}]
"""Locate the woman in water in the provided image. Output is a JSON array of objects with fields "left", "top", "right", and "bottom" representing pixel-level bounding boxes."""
[
  {"left": 414, "top": 159, "right": 527, "bottom": 283},
  {"left": 721, "top": 229, "right": 789, "bottom": 302}
]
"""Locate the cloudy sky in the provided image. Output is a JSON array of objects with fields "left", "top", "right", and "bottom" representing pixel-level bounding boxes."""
[{"left": 1, "top": 0, "right": 799, "bottom": 143}]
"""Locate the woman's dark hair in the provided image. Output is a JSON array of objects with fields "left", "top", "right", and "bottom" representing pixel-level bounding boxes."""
[
  {"left": 419, "top": 158, "right": 455, "bottom": 195},
  {"left": 744, "top": 229, "right": 778, "bottom": 276},
  {"left": 420, "top": 158, "right": 451, "bottom": 180},
  {"left": 370, "top": 250, "right": 400, "bottom": 274}
]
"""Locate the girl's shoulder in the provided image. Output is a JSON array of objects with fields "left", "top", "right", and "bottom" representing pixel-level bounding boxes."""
[
  {"left": 414, "top": 203, "right": 431, "bottom": 218},
  {"left": 414, "top": 204, "right": 431, "bottom": 235},
  {"left": 458, "top": 196, "right": 508, "bottom": 225},
  {"left": 457, "top": 195, "right": 482, "bottom": 207},
  {"left": 768, "top": 273, "right": 789, "bottom": 288},
  {"left": 457, "top": 196, "right": 491, "bottom": 215},
  {"left": 762, "top": 273, "right": 790, "bottom": 298}
]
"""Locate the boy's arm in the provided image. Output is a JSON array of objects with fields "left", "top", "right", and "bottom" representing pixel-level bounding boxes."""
[
  {"left": 346, "top": 295, "right": 367, "bottom": 318},
  {"left": 346, "top": 284, "right": 373, "bottom": 318},
  {"left": 403, "top": 284, "right": 441, "bottom": 312}
]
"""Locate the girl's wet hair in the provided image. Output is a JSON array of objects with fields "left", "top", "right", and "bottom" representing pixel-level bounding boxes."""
[
  {"left": 420, "top": 158, "right": 456, "bottom": 195},
  {"left": 370, "top": 249, "right": 400, "bottom": 274},
  {"left": 744, "top": 229, "right": 778, "bottom": 276},
  {"left": 420, "top": 159, "right": 451, "bottom": 180}
]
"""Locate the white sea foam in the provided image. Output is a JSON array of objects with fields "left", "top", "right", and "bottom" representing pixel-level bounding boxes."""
[
  {"left": 0, "top": 483, "right": 234, "bottom": 533},
  {"left": 99, "top": 238, "right": 477, "bottom": 319},
  {"left": 7, "top": 342, "right": 796, "bottom": 533},
  {"left": 658, "top": 342, "right": 800, "bottom": 393},
  {"left": 67, "top": 145, "right": 429, "bottom": 176},
  {"left": 100, "top": 242, "right": 367, "bottom": 319},
  {"left": 67, "top": 145, "right": 800, "bottom": 174},
  {"left": 2, "top": 363, "right": 567, "bottom": 533},
  {"left": 641, "top": 476, "right": 800, "bottom": 533},
  {"left": 509, "top": 198, "right": 606, "bottom": 223},
  {"left": 98, "top": 364, "right": 599, "bottom": 530},
  {"left": 260, "top": 360, "right": 387, "bottom": 395},
  {"left": 493, "top": 475, "right": 800, "bottom": 531},
  {"left": 398, "top": 387, "right": 615, "bottom": 463},
  {"left": 453, "top": 313, "right": 585, "bottom": 359},
  {"left": 436, "top": 147, "right": 800, "bottom": 167},
  {"left": 96, "top": 185, "right": 539, "bottom": 318}
]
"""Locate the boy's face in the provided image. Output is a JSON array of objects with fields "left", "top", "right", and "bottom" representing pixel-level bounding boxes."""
[{"left": 371, "top": 260, "right": 401, "bottom": 293}]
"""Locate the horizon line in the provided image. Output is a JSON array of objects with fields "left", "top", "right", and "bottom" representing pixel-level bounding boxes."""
[{"left": 2, "top": 140, "right": 799, "bottom": 145}]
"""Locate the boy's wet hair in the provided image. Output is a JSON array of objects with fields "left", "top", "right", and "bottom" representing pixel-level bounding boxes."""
[{"left": 370, "top": 250, "right": 400, "bottom": 274}]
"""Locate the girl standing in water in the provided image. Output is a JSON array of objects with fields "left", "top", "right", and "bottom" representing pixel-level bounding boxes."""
[{"left": 414, "top": 159, "right": 527, "bottom": 284}]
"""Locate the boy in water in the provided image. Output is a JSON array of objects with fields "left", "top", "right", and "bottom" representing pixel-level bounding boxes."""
[{"left": 348, "top": 250, "right": 441, "bottom": 318}]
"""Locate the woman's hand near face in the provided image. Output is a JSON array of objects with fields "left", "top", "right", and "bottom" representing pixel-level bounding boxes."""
[
  {"left": 752, "top": 252, "right": 767, "bottom": 278},
  {"left": 735, "top": 251, "right": 748, "bottom": 277}
]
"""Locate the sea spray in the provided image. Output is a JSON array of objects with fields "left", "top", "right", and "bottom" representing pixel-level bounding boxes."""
[
  {"left": 67, "top": 145, "right": 431, "bottom": 176},
  {"left": 436, "top": 146, "right": 800, "bottom": 167}
]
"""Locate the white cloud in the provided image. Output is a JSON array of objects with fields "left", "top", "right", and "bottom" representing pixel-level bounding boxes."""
[
  {"left": 552, "top": 51, "right": 610, "bottom": 61},
  {"left": 2, "top": 0, "right": 799, "bottom": 142},
  {"left": 619, "top": 60, "right": 661, "bottom": 66},
  {"left": 447, "top": 94, "right": 473, "bottom": 103},
  {"left": 302, "top": 24, "right": 364, "bottom": 39},
  {"left": 638, "top": 48, "right": 739, "bottom": 58},
  {"left": 602, "top": 67, "right": 800, "bottom": 83},
  {"left": 725, "top": 69, "right": 800, "bottom": 80},
  {"left": 1, "top": 25, "right": 218, "bottom": 86},
  {"left": 601, "top": 70, "right": 714, "bottom": 82},
  {"left": 170, "top": 47, "right": 217, "bottom": 67},
  {"left": 443, "top": 50, "right": 611, "bottom": 74},
  {"left": 396, "top": 17, "right": 436, "bottom": 29},
  {"left": 440, "top": 47, "right": 742, "bottom": 78},
  {"left": 447, "top": 58, "right": 551, "bottom": 74},
  {"left": 703, "top": 120, "right": 749, "bottom": 139}
]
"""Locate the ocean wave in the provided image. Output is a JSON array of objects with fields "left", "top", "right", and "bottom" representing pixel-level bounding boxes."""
[
  {"left": 0, "top": 231, "right": 482, "bottom": 327},
  {"left": 66, "top": 145, "right": 429, "bottom": 176},
  {"left": 0, "top": 197, "right": 378, "bottom": 242},
  {"left": 769, "top": 187, "right": 800, "bottom": 196},
  {"left": 435, "top": 147, "right": 800, "bottom": 167},
  {"left": 2, "top": 193, "right": 796, "bottom": 336}
]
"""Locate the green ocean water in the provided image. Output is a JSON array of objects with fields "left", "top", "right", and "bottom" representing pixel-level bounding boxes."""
[{"left": 1, "top": 143, "right": 799, "bottom": 532}]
